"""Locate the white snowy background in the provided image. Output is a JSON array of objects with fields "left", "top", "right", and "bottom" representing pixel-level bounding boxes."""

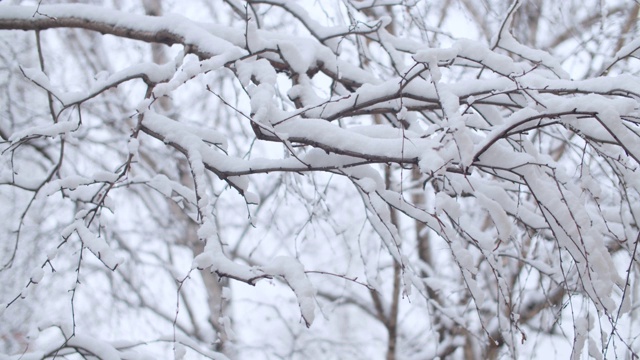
[{"left": 1, "top": 0, "right": 640, "bottom": 359}]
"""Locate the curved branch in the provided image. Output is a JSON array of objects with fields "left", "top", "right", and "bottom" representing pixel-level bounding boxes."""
[{"left": 0, "top": 4, "right": 245, "bottom": 60}]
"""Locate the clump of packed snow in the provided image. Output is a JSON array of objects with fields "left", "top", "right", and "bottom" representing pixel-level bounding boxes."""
[{"left": 261, "top": 256, "right": 316, "bottom": 327}]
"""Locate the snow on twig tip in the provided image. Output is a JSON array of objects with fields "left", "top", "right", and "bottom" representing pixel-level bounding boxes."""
[{"left": 261, "top": 256, "right": 316, "bottom": 327}]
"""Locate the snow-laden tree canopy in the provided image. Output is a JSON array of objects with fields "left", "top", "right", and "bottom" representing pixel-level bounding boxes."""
[{"left": 1, "top": 0, "right": 640, "bottom": 359}]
